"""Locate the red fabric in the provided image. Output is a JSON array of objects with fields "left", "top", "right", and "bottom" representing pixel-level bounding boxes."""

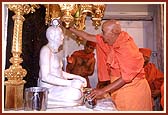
[
  {"left": 86, "top": 41, "right": 96, "bottom": 48},
  {"left": 144, "top": 63, "right": 164, "bottom": 90},
  {"left": 160, "top": 83, "right": 164, "bottom": 109},
  {"left": 96, "top": 31, "right": 145, "bottom": 82},
  {"left": 139, "top": 48, "right": 152, "bottom": 58},
  {"left": 72, "top": 50, "right": 94, "bottom": 59}
]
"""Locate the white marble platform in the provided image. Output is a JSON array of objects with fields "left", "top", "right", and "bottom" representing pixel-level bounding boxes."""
[
  {"left": 46, "top": 98, "right": 117, "bottom": 112},
  {"left": 3, "top": 98, "right": 117, "bottom": 113}
]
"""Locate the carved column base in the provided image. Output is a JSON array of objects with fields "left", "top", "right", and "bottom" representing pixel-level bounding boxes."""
[{"left": 5, "top": 80, "right": 26, "bottom": 110}]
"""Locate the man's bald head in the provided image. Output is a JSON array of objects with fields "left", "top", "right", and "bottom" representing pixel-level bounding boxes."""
[{"left": 102, "top": 20, "right": 121, "bottom": 34}]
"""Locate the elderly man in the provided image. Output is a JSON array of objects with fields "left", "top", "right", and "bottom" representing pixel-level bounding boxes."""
[
  {"left": 68, "top": 20, "right": 152, "bottom": 111},
  {"left": 38, "top": 22, "right": 87, "bottom": 107}
]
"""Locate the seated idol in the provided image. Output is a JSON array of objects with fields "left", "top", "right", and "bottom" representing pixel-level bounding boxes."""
[{"left": 38, "top": 19, "right": 87, "bottom": 106}]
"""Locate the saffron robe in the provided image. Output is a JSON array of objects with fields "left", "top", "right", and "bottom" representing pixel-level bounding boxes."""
[{"left": 96, "top": 31, "right": 152, "bottom": 111}]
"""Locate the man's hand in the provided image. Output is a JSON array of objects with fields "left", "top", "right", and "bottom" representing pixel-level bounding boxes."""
[{"left": 86, "top": 88, "right": 105, "bottom": 100}]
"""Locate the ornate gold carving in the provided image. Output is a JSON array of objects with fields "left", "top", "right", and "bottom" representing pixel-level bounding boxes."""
[
  {"left": 5, "top": 4, "right": 40, "bottom": 110},
  {"left": 44, "top": 4, "right": 62, "bottom": 25},
  {"left": 44, "top": 4, "right": 105, "bottom": 45},
  {"left": 7, "top": 4, "right": 40, "bottom": 15},
  {"left": 92, "top": 4, "right": 106, "bottom": 29},
  {"left": 44, "top": 4, "right": 105, "bottom": 29},
  {"left": 59, "top": 4, "right": 78, "bottom": 28}
]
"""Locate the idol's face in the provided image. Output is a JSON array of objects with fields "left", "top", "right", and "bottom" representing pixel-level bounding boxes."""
[
  {"left": 54, "top": 31, "right": 64, "bottom": 47},
  {"left": 48, "top": 27, "right": 64, "bottom": 49}
]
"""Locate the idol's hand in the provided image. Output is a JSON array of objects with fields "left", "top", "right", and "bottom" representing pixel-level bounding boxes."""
[
  {"left": 71, "top": 79, "right": 84, "bottom": 89},
  {"left": 77, "top": 77, "right": 87, "bottom": 88}
]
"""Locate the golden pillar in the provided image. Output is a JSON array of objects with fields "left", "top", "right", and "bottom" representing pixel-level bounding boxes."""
[{"left": 4, "top": 4, "right": 40, "bottom": 110}]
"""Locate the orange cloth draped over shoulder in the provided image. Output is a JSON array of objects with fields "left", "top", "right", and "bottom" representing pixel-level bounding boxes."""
[
  {"left": 96, "top": 32, "right": 145, "bottom": 82},
  {"left": 96, "top": 31, "right": 152, "bottom": 111},
  {"left": 95, "top": 35, "right": 111, "bottom": 81}
]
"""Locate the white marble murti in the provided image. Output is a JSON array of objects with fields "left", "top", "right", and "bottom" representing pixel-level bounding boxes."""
[{"left": 38, "top": 24, "right": 87, "bottom": 107}]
